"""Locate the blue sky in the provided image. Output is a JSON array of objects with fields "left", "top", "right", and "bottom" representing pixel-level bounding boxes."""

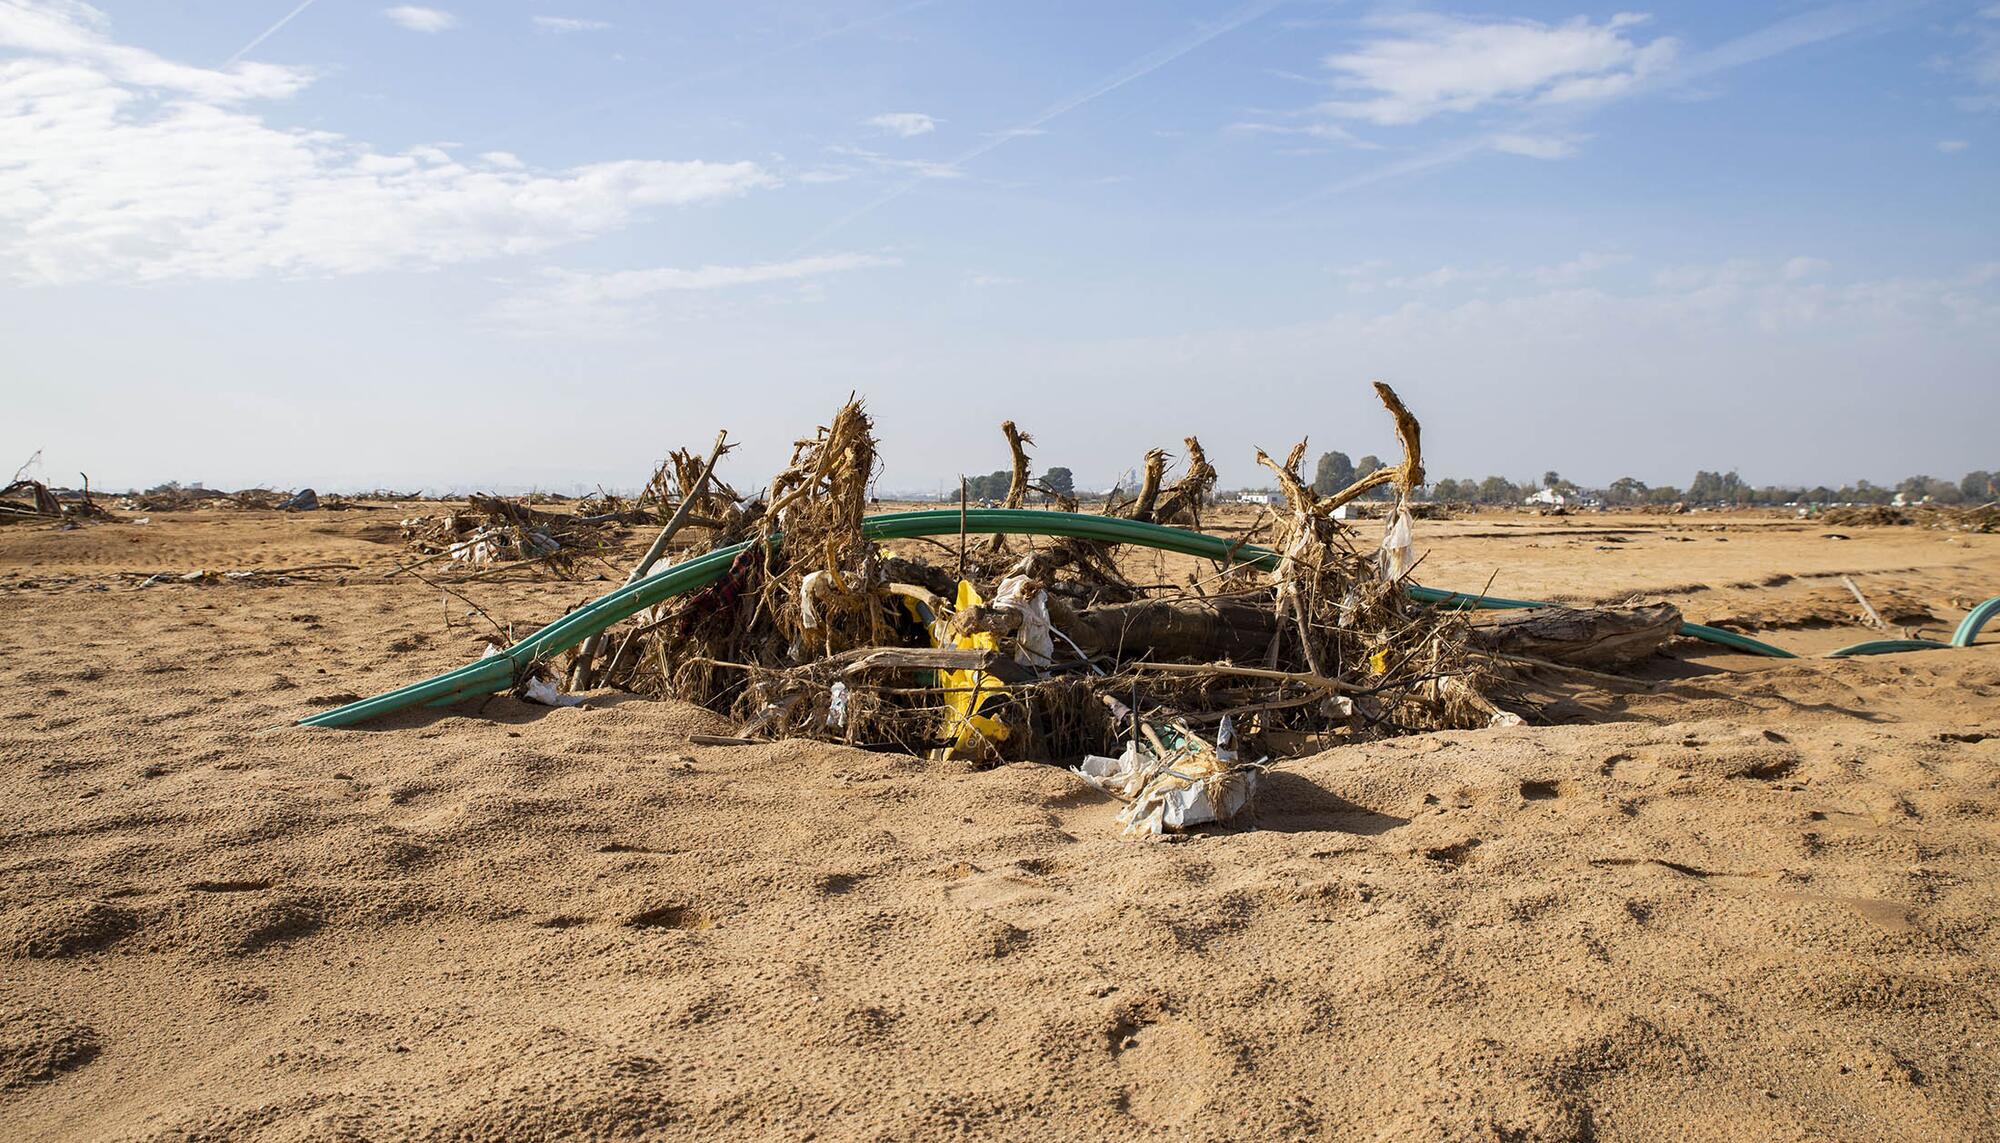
[{"left": 1, "top": 1, "right": 1995, "bottom": 494}]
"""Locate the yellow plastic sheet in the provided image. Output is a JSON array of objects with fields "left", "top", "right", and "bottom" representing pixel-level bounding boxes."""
[{"left": 934, "top": 580, "right": 1011, "bottom": 756}]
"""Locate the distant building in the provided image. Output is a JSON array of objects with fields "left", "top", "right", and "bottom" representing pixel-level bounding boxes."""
[
  {"left": 1524, "top": 488, "right": 1568, "bottom": 508},
  {"left": 1237, "top": 492, "right": 1277, "bottom": 505}
]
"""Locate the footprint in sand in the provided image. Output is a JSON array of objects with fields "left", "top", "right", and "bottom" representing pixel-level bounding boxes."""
[{"left": 1107, "top": 1007, "right": 1224, "bottom": 1126}]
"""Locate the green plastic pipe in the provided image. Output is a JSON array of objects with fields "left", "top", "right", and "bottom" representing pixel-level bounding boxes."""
[
  {"left": 1821, "top": 593, "right": 2000, "bottom": 657},
  {"left": 1954, "top": 597, "right": 2000, "bottom": 648},
  {"left": 1816, "top": 595, "right": 2000, "bottom": 658},
  {"left": 1825, "top": 638, "right": 1953, "bottom": 658},
  {"left": 302, "top": 508, "right": 1984, "bottom": 729}
]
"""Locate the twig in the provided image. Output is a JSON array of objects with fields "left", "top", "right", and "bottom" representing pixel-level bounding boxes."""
[
  {"left": 570, "top": 429, "right": 730, "bottom": 689},
  {"left": 1128, "top": 660, "right": 1361, "bottom": 693},
  {"left": 1470, "top": 650, "right": 1655, "bottom": 687},
  {"left": 1841, "top": 575, "right": 1889, "bottom": 634},
  {"left": 1174, "top": 688, "right": 1332, "bottom": 725},
  {"left": 385, "top": 547, "right": 461, "bottom": 578},
  {"left": 987, "top": 420, "right": 1034, "bottom": 552},
  {"left": 400, "top": 559, "right": 510, "bottom": 644}
]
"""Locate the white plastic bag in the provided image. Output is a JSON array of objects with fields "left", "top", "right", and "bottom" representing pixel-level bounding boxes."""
[
  {"left": 1073, "top": 743, "right": 1257, "bottom": 835},
  {"left": 1380, "top": 506, "right": 1414, "bottom": 581},
  {"left": 990, "top": 574, "right": 1054, "bottom": 667},
  {"left": 483, "top": 644, "right": 581, "bottom": 707}
]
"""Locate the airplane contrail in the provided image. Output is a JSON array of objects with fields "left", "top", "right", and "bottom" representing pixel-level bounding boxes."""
[
  {"left": 224, "top": 0, "right": 319, "bottom": 67},
  {"left": 512, "top": 0, "right": 945, "bottom": 135},
  {"left": 792, "top": 0, "right": 1284, "bottom": 253}
]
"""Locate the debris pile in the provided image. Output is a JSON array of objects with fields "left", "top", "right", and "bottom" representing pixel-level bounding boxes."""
[
  {"left": 111, "top": 485, "right": 342, "bottom": 512},
  {"left": 123, "top": 564, "right": 359, "bottom": 589},
  {"left": 1, "top": 479, "right": 113, "bottom": 526},
  {"left": 568, "top": 385, "right": 1508, "bottom": 833},
  {"left": 398, "top": 496, "right": 647, "bottom": 574},
  {"left": 1820, "top": 503, "right": 2000, "bottom": 533},
  {"left": 118, "top": 485, "right": 231, "bottom": 512}
]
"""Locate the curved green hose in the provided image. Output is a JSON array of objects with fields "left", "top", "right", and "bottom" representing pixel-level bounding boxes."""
[
  {"left": 298, "top": 509, "right": 1981, "bottom": 728},
  {"left": 1828, "top": 593, "right": 2000, "bottom": 657},
  {"left": 1954, "top": 597, "right": 2000, "bottom": 648},
  {"left": 1826, "top": 638, "right": 1953, "bottom": 658}
]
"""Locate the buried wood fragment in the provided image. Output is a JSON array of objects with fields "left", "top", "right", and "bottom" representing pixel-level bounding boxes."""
[{"left": 1466, "top": 603, "right": 1684, "bottom": 667}]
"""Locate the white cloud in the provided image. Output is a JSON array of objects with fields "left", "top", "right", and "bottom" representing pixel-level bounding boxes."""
[
  {"left": 1489, "top": 132, "right": 1582, "bottom": 159},
  {"left": 383, "top": 6, "right": 455, "bottom": 34},
  {"left": 1330, "top": 258, "right": 1390, "bottom": 281},
  {"left": 795, "top": 167, "right": 854, "bottom": 184},
  {"left": 532, "top": 16, "right": 610, "bottom": 34},
  {"left": 1532, "top": 250, "right": 1626, "bottom": 285},
  {"left": 1782, "top": 256, "right": 1831, "bottom": 281},
  {"left": 1652, "top": 258, "right": 1764, "bottom": 291},
  {"left": 865, "top": 112, "right": 937, "bottom": 137},
  {"left": 1952, "top": 6, "right": 2000, "bottom": 110},
  {"left": 1368, "top": 264, "right": 1508, "bottom": 292},
  {"left": 827, "top": 144, "right": 963, "bottom": 180},
  {"left": 964, "top": 272, "right": 1020, "bottom": 288},
  {"left": 489, "top": 253, "right": 895, "bottom": 337},
  {"left": 0, "top": 0, "right": 308, "bottom": 100},
  {"left": 1937, "top": 138, "right": 1970, "bottom": 153},
  {"left": 1316, "top": 13, "right": 1678, "bottom": 126},
  {"left": 0, "top": 2, "right": 775, "bottom": 283},
  {"left": 1342, "top": 253, "right": 1627, "bottom": 293},
  {"left": 552, "top": 254, "right": 893, "bottom": 300},
  {"left": 1227, "top": 120, "right": 1373, "bottom": 148}
]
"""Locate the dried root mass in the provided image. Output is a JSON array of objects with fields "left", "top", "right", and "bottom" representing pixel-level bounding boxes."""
[{"left": 575, "top": 386, "right": 1510, "bottom": 794}]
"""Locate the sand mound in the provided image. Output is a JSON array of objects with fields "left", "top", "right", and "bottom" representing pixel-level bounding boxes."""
[
  {"left": 0, "top": 1004, "right": 99, "bottom": 1091},
  {"left": 2, "top": 898, "right": 138, "bottom": 959}
]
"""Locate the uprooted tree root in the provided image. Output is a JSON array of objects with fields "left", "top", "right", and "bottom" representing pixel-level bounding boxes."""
[{"left": 567, "top": 384, "right": 1516, "bottom": 771}]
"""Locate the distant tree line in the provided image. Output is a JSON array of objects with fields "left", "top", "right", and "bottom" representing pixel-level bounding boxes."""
[
  {"left": 1299, "top": 444, "right": 1999, "bottom": 508},
  {"left": 964, "top": 449, "right": 1997, "bottom": 510},
  {"left": 1414, "top": 466, "right": 1999, "bottom": 507},
  {"left": 961, "top": 467, "right": 1074, "bottom": 501},
  {"left": 1309, "top": 451, "right": 1395, "bottom": 500}
]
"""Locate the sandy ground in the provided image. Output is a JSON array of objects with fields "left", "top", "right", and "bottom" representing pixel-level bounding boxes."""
[{"left": 2, "top": 505, "right": 1998, "bottom": 1141}]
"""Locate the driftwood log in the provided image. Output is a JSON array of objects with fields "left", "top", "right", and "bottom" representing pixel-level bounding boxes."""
[
  {"left": 1467, "top": 603, "right": 1683, "bottom": 667},
  {"left": 1053, "top": 596, "right": 1681, "bottom": 670},
  {"left": 1057, "top": 597, "right": 1280, "bottom": 663}
]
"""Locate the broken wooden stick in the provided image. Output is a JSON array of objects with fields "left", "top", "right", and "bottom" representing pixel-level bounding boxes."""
[
  {"left": 986, "top": 420, "right": 1035, "bottom": 552},
  {"left": 1319, "top": 381, "right": 1425, "bottom": 512},
  {"left": 1128, "top": 659, "right": 1361, "bottom": 694},
  {"left": 1841, "top": 576, "right": 1889, "bottom": 634},
  {"left": 568, "top": 429, "right": 730, "bottom": 690}
]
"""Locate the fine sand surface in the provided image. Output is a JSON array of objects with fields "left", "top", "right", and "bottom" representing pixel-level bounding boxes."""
[{"left": 3, "top": 507, "right": 1998, "bottom": 1141}]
